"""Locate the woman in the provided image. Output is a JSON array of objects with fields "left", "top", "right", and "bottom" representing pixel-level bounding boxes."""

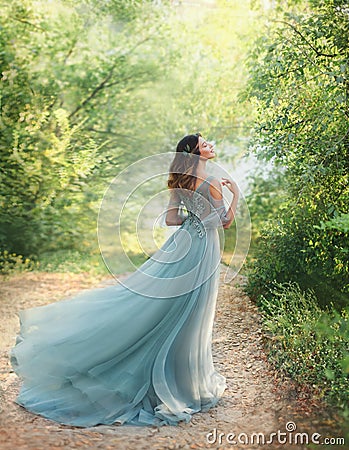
[{"left": 10, "top": 133, "right": 240, "bottom": 428}]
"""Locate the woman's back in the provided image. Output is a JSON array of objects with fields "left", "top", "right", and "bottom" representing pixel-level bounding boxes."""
[{"left": 177, "top": 175, "right": 230, "bottom": 234}]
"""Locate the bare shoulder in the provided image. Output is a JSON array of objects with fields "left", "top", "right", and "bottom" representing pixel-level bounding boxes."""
[{"left": 208, "top": 177, "right": 223, "bottom": 200}]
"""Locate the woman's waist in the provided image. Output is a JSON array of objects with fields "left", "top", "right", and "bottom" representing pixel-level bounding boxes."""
[{"left": 182, "top": 212, "right": 218, "bottom": 238}]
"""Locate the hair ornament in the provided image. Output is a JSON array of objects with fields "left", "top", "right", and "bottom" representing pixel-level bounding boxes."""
[{"left": 183, "top": 144, "right": 192, "bottom": 157}]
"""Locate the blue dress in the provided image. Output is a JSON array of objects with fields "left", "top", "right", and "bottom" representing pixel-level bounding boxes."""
[{"left": 10, "top": 175, "right": 231, "bottom": 427}]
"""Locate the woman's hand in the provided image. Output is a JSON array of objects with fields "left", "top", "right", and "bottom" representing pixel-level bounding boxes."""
[{"left": 221, "top": 177, "right": 239, "bottom": 195}]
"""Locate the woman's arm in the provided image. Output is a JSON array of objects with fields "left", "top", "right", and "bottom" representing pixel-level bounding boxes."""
[
  {"left": 209, "top": 177, "right": 239, "bottom": 229},
  {"left": 165, "top": 190, "right": 185, "bottom": 226},
  {"left": 222, "top": 177, "right": 239, "bottom": 229}
]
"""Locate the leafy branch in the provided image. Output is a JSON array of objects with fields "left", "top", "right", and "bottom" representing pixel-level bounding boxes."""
[
  {"left": 274, "top": 20, "right": 346, "bottom": 58},
  {"left": 68, "top": 35, "right": 153, "bottom": 120},
  {"left": 12, "top": 17, "right": 44, "bottom": 31}
]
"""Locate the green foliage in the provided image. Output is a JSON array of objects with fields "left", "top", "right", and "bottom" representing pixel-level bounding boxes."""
[
  {"left": 37, "top": 250, "right": 109, "bottom": 275},
  {"left": 260, "top": 281, "right": 349, "bottom": 412},
  {"left": 244, "top": 163, "right": 288, "bottom": 243},
  {"left": 0, "top": 1, "right": 145, "bottom": 257},
  {"left": 244, "top": 0, "right": 349, "bottom": 418},
  {"left": 245, "top": 206, "right": 349, "bottom": 307},
  {"left": 0, "top": 0, "right": 255, "bottom": 269},
  {"left": 244, "top": 0, "right": 349, "bottom": 308},
  {"left": 0, "top": 250, "right": 39, "bottom": 276}
]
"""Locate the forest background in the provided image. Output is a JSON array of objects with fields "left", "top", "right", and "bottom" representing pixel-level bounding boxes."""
[{"left": 1, "top": 0, "right": 348, "bottom": 422}]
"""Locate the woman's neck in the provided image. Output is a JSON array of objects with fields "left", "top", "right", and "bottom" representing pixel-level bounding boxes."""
[{"left": 196, "top": 157, "right": 208, "bottom": 177}]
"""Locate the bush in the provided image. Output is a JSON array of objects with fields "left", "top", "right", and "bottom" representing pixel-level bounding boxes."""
[
  {"left": 0, "top": 250, "right": 39, "bottom": 276},
  {"left": 245, "top": 210, "right": 349, "bottom": 309},
  {"left": 259, "top": 281, "right": 349, "bottom": 414},
  {"left": 37, "top": 250, "right": 109, "bottom": 275}
]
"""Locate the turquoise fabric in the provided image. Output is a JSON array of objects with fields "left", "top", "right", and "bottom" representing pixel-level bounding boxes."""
[{"left": 10, "top": 175, "right": 230, "bottom": 427}]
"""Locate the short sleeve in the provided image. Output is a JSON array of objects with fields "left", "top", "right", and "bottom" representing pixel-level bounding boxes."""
[
  {"left": 207, "top": 179, "right": 230, "bottom": 226},
  {"left": 211, "top": 197, "right": 230, "bottom": 226}
]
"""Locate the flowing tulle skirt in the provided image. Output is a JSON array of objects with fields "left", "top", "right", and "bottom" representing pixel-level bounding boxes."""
[{"left": 10, "top": 222, "right": 226, "bottom": 427}]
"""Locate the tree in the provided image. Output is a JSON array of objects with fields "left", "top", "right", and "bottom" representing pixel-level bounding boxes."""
[
  {"left": 244, "top": 0, "right": 349, "bottom": 306},
  {"left": 0, "top": 0, "right": 176, "bottom": 257},
  {"left": 0, "top": 0, "right": 259, "bottom": 266}
]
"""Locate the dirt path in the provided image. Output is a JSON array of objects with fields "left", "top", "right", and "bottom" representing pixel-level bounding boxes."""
[{"left": 0, "top": 267, "right": 345, "bottom": 449}]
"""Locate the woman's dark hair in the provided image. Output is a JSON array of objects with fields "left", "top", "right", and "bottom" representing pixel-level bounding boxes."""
[{"left": 167, "top": 133, "right": 202, "bottom": 191}]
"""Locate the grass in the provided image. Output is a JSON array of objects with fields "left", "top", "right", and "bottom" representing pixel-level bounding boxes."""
[{"left": 0, "top": 249, "right": 109, "bottom": 279}]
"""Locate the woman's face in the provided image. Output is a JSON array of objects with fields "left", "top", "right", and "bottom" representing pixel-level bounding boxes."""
[{"left": 198, "top": 136, "right": 215, "bottom": 159}]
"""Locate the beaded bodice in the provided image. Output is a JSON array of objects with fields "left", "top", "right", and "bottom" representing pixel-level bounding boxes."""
[
  {"left": 174, "top": 175, "right": 230, "bottom": 238},
  {"left": 178, "top": 191, "right": 208, "bottom": 238}
]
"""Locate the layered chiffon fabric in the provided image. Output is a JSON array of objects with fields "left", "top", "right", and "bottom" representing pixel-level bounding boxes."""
[{"left": 10, "top": 175, "right": 230, "bottom": 427}]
